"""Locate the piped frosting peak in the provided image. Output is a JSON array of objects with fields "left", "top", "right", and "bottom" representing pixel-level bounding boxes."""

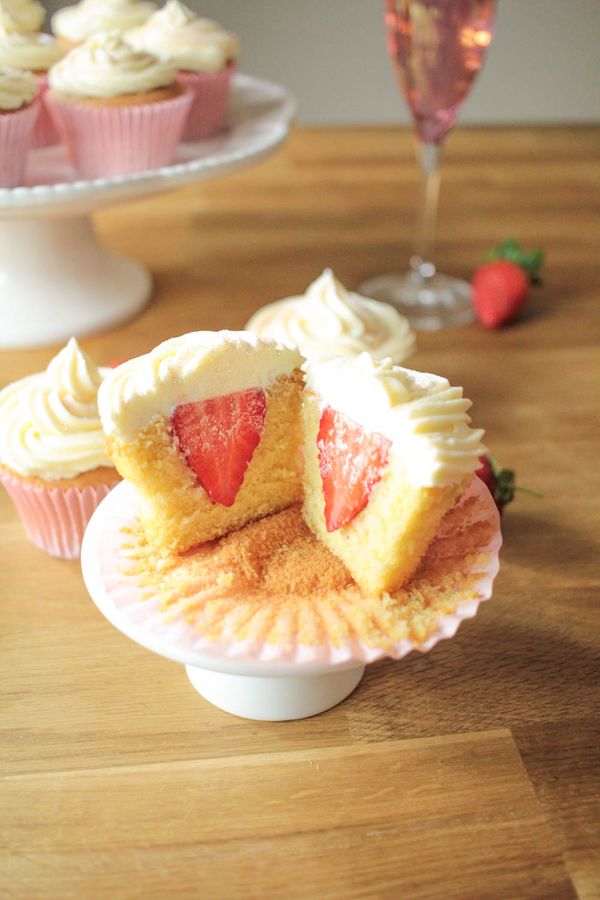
[
  {"left": 246, "top": 269, "right": 415, "bottom": 364},
  {"left": 0, "top": 337, "right": 112, "bottom": 479}
]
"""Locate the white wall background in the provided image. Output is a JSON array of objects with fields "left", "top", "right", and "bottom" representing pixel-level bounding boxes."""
[{"left": 45, "top": 0, "right": 600, "bottom": 125}]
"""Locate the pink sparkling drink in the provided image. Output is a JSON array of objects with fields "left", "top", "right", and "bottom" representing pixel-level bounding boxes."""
[{"left": 386, "top": 0, "right": 496, "bottom": 145}]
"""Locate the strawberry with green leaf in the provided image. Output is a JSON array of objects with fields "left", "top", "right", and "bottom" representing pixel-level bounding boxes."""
[
  {"left": 472, "top": 238, "right": 544, "bottom": 328},
  {"left": 485, "top": 238, "right": 544, "bottom": 285}
]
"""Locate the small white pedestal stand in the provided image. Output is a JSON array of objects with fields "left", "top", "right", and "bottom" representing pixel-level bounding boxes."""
[
  {"left": 81, "top": 480, "right": 500, "bottom": 722},
  {"left": 185, "top": 665, "right": 365, "bottom": 721},
  {"left": 0, "top": 75, "right": 295, "bottom": 349}
]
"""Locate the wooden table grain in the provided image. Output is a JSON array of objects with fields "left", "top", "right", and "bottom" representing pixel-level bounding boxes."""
[{"left": 1, "top": 127, "right": 599, "bottom": 900}]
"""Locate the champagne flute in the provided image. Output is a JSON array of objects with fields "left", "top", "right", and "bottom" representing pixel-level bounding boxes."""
[{"left": 361, "top": 0, "right": 496, "bottom": 329}]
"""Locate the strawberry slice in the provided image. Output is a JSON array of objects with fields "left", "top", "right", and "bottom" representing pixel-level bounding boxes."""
[
  {"left": 317, "top": 405, "right": 391, "bottom": 532},
  {"left": 171, "top": 388, "right": 267, "bottom": 507}
]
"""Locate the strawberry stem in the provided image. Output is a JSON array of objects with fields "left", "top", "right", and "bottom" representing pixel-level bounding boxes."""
[
  {"left": 514, "top": 485, "right": 543, "bottom": 499},
  {"left": 486, "top": 454, "right": 542, "bottom": 508}
]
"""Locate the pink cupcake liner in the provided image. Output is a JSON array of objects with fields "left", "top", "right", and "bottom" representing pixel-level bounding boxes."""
[
  {"left": 0, "top": 99, "right": 39, "bottom": 187},
  {"left": 177, "top": 63, "right": 235, "bottom": 140},
  {"left": 82, "top": 476, "right": 502, "bottom": 669},
  {"left": 0, "top": 468, "right": 118, "bottom": 559},
  {"left": 45, "top": 86, "right": 193, "bottom": 179},
  {"left": 32, "top": 73, "right": 60, "bottom": 148}
]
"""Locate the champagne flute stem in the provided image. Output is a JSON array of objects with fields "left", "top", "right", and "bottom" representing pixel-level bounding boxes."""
[{"left": 413, "top": 142, "right": 441, "bottom": 275}]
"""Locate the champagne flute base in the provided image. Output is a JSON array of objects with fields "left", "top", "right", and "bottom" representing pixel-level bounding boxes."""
[{"left": 359, "top": 270, "right": 474, "bottom": 331}]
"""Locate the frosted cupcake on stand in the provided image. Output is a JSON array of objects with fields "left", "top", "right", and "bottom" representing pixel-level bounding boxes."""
[
  {"left": 0, "top": 7, "right": 64, "bottom": 146},
  {"left": 0, "top": 65, "right": 38, "bottom": 186},
  {"left": 47, "top": 30, "right": 192, "bottom": 178},
  {"left": 246, "top": 269, "right": 416, "bottom": 363},
  {"left": 126, "top": 0, "right": 238, "bottom": 139},
  {"left": 0, "top": 338, "right": 120, "bottom": 558},
  {"left": 1, "top": 0, "right": 45, "bottom": 34},
  {"left": 51, "top": 0, "right": 157, "bottom": 48}
]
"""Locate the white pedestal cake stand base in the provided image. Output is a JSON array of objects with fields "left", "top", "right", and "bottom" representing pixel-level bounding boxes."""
[
  {"left": 185, "top": 664, "right": 365, "bottom": 721},
  {"left": 81, "top": 479, "right": 501, "bottom": 722},
  {"left": 0, "top": 74, "right": 294, "bottom": 349},
  {"left": 0, "top": 217, "right": 151, "bottom": 348}
]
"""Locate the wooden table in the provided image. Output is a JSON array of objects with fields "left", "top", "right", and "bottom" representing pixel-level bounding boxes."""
[{"left": 2, "top": 127, "right": 599, "bottom": 900}]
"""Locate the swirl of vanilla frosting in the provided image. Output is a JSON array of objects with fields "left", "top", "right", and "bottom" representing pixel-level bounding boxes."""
[
  {"left": 0, "top": 18, "right": 63, "bottom": 71},
  {"left": 52, "top": 0, "right": 157, "bottom": 43},
  {"left": 99, "top": 331, "right": 304, "bottom": 442},
  {"left": 0, "top": 338, "right": 113, "bottom": 480},
  {"left": 1, "top": 0, "right": 45, "bottom": 34},
  {"left": 126, "top": 0, "right": 238, "bottom": 72},
  {"left": 246, "top": 269, "right": 416, "bottom": 364},
  {"left": 0, "top": 63, "right": 36, "bottom": 108},
  {"left": 48, "top": 30, "right": 175, "bottom": 98},
  {"left": 304, "top": 353, "right": 485, "bottom": 488}
]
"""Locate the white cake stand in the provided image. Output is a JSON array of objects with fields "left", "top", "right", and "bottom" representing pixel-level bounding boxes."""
[
  {"left": 81, "top": 479, "right": 501, "bottom": 722},
  {"left": 0, "top": 74, "right": 295, "bottom": 349}
]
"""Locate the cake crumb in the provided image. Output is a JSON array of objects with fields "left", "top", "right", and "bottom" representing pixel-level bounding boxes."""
[{"left": 122, "top": 493, "right": 494, "bottom": 649}]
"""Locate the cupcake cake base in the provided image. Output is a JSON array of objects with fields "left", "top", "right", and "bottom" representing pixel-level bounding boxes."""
[{"left": 81, "top": 476, "right": 501, "bottom": 721}]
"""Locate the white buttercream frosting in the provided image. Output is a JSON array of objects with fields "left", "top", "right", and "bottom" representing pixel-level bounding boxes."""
[
  {"left": 0, "top": 0, "right": 45, "bottom": 34},
  {"left": 126, "top": 0, "right": 238, "bottom": 72},
  {"left": 98, "top": 331, "right": 304, "bottom": 441},
  {"left": 0, "top": 338, "right": 113, "bottom": 479},
  {"left": 304, "top": 353, "right": 485, "bottom": 488},
  {"left": 48, "top": 30, "right": 175, "bottom": 98},
  {"left": 126, "top": 0, "right": 239, "bottom": 72},
  {"left": 52, "top": 0, "right": 157, "bottom": 43},
  {"left": 246, "top": 269, "right": 416, "bottom": 364},
  {"left": 0, "top": 64, "right": 36, "bottom": 108},
  {"left": 0, "top": 17, "right": 63, "bottom": 71}
]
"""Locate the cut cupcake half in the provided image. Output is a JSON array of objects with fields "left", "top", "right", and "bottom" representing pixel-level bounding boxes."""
[
  {"left": 98, "top": 331, "right": 304, "bottom": 555},
  {"left": 301, "top": 354, "right": 486, "bottom": 596}
]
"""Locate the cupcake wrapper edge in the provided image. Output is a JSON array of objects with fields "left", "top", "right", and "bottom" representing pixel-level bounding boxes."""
[{"left": 1, "top": 469, "right": 117, "bottom": 559}]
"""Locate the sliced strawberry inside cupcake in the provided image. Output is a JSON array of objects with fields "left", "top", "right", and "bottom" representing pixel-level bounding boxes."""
[
  {"left": 302, "top": 354, "right": 485, "bottom": 596},
  {"left": 172, "top": 388, "right": 267, "bottom": 507},
  {"left": 98, "top": 332, "right": 304, "bottom": 555},
  {"left": 317, "top": 405, "right": 391, "bottom": 532}
]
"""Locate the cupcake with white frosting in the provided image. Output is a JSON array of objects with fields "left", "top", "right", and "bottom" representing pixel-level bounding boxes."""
[
  {"left": 51, "top": 0, "right": 157, "bottom": 48},
  {"left": 1, "top": 0, "right": 45, "bottom": 34},
  {"left": 246, "top": 269, "right": 416, "bottom": 364},
  {"left": 46, "top": 30, "right": 192, "bottom": 178},
  {"left": 0, "top": 338, "right": 120, "bottom": 558},
  {"left": 126, "top": 0, "right": 238, "bottom": 138},
  {"left": 0, "top": 7, "right": 64, "bottom": 146},
  {"left": 0, "top": 65, "right": 38, "bottom": 187}
]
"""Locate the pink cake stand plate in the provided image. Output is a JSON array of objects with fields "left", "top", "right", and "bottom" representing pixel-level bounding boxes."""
[{"left": 81, "top": 479, "right": 501, "bottom": 721}]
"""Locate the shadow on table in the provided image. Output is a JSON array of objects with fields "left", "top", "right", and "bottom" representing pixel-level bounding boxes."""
[
  {"left": 501, "top": 508, "right": 600, "bottom": 577},
  {"left": 344, "top": 503, "right": 599, "bottom": 740}
]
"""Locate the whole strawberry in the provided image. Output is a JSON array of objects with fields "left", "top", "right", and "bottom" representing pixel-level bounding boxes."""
[
  {"left": 472, "top": 238, "right": 543, "bottom": 329},
  {"left": 472, "top": 260, "right": 529, "bottom": 328}
]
